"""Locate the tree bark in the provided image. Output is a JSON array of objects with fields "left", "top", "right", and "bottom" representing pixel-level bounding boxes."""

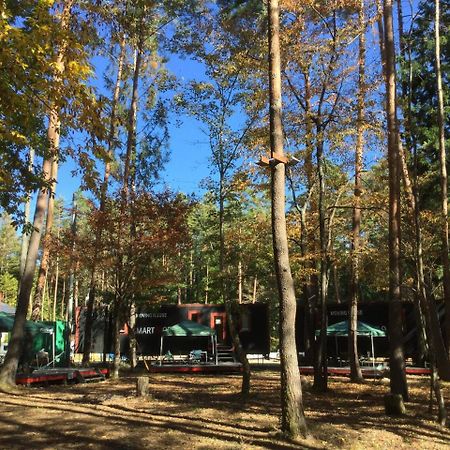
[
  {"left": 19, "top": 148, "right": 34, "bottom": 279},
  {"left": 349, "top": 0, "right": 365, "bottom": 384},
  {"left": 136, "top": 376, "right": 149, "bottom": 397},
  {"left": 0, "top": 155, "right": 53, "bottom": 390},
  {"left": 83, "top": 35, "right": 126, "bottom": 365},
  {"left": 31, "top": 157, "right": 58, "bottom": 321},
  {"left": 129, "top": 301, "right": 137, "bottom": 369},
  {"left": 384, "top": 0, "right": 408, "bottom": 403},
  {"left": 314, "top": 134, "right": 328, "bottom": 393},
  {"left": 434, "top": 0, "right": 450, "bottom": 356},
  {"left": 111, "top": 301, "right": 121, "bottom": 379},
  {"left": 0, "top": 0, "right": 73, "bottom": 390},
  {"left": 268, "top": 0, "right": 308, "bottom": 438},
  {"left": 52, "top": 257, "right": 59, "bottom": 322}
]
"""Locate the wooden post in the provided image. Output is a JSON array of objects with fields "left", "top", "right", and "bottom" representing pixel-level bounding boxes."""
[{"left": 136, "top": 376, "right": 149, "bottom": 397}]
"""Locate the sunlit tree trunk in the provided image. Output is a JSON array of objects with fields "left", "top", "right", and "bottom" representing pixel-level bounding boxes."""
[
  {"left": 314, "top": 132, "right": 328, "bottom": 393},
  {"left": 383, "top": 0, "right": 408, "bottom": 405},
  {"left": 52, "top": 258, "right": 59, "bottom": 322},
  {"left": 31, "top": 158, "right": 58, "bottom": 320},
  {"left": 19, "top": 148, "right": 34, "bottom": 279},
  {"left": 302, "top": 69, "right": 316, "bottom": 366},
  {"left": 237, "top": 260, "right": 243, "bottom": 304},
  {"left": 0, "top": 0, "right": 73, "bottom": 390},
  {"left": 111, "top": 299, "right": 121, "bottom": 380},
  {"left": 124, "top": 41, "right": 143, "bottom": 370},
  {"left": 83, "top": 35, "right": 126, "bottom": 365},
  {"left": 349, "top": 0, "right": 365, "bottom": 383},
  {"left": 434, "top": 0, "right": 450, "bottom": 356},
  {"left": 268, "top": 0, "right": 308, "bottom": 438}
]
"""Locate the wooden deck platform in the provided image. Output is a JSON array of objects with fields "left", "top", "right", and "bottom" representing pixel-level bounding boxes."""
[
  {"left": 299, "top": 365, "right": 431, "bottom": 378},
  {"left": 16, "top": 367, "right": 109, "bottom": 386},
  {"left": 146, "top": 362, "right": 243, "bottom": 374}
]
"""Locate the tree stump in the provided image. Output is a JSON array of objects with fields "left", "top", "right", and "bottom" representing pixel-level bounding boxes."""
[
  {"left": 136, "top": 376, "right": 149, "bottom": 397},
  {"left": 384, "top": 394, "right": 406, "bottom": 415}
]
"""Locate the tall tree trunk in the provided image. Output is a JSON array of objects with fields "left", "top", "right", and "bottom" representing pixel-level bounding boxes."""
[
  {"left": 31, "top": 158, "right": 58, "bottom": 320},
  {"left": 434, "top": 0, "right": 450, "bottom": 356},
  {"left": 123, "top": 42, "right": 142, "bottom": 201},
  {"left": 349, "top": 0, "right": 365, "bottom": 384},
  {"left": 395, "top": 2, "right": 428, "bottom": 367},
  {"left": 219, "top": 173, "right": 251, "bottom": 396},
  {"left": 83, "top": 35, "right": 126, "bottom": 365},
  {"left": 0, "top": 162, "right": 52, "bottom": 383},
  {"left": 111, "top": 300, "right": 121, "bottom": 379},
  {"left": 129, "top": 301, "right": 137, "bottom": 369},
  {"left": 19, "top": 148, "right": 34, "bottom": 279},
  {"left": 0, "top": 0, "right": 73, "bottom": 390},
  {"left": 67, "top": 194, "right": 77, "bottom": 333},
  {"left": 205, "top": 260, "right": 209, "bottom": 304},
  {"left": 302, "top": 68, "right": 316, "bottom": 366},
  {"left": 52, "top": 258, "right": 59, "bottom": 322},
  {"left": 224, "top": 301, "right": 251, "bottom": 396},
  {"left": 237, "top": 259, "right": 243, "bottom": 304},
  {"left": 40, "top": 274, "right": 48, "bottom": 321},
  {"left": 268, "top": 0, "right": 308, "bottom": 438},
  {"left": 384, "top": 0, "right": 408, "bottom": 404},
  {"left": 61, "top": 278, "right": 66, "bottom": 320},
  {"left": 123, "top": 42, "right": 143, "bottom": 369},
  {"left": 314, "top": 134, "right": 328, "bottom": 392}
]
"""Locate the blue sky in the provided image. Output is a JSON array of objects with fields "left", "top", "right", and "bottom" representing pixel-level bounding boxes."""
[{"left": 56, "top": 54, "right": 212, "bottom": 205}]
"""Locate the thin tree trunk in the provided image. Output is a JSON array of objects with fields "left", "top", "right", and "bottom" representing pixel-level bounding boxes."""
[
  {"left": 112, "top": 302, "right": 121, "bottom": 379},
  {"left": 314, "top": 134, "right": 328, "bottom": 393},
  {"left": 123, "top": 41, "right": 143, "bottom": 369},
  {"left": 434, "top": 0, "right": 450, "bottom": 356},
  {"left": 189, "top": 250, "right": 194, "bottom": 302},
  {"left": 392, "top": 0, "right": 429, "bottom": 371},
  {"left": 268, "top": 0, "right": 308, "bottom": 438},
  {"left": 83, "top": 35, "right": 126, "bottom": 365},
  {"left": 61, "top": 278, "right": 66, "bottom": 321},
  {"left": 19, "top": 148, "right": 34, "bottom": 279},
  {"left": 349, "top": 0, "right": 365, "bottom": 384},
  {"left": 219, "top": 179, "right": 250, "bottom": 396},
  {"left": 224, "top": 302, "right": 251, "bottom": 396},
  {"left": 52, "top": 258, "right": 59, "bottom": 322},
  {"left": 0, "top": 0, "right": 73, "bottom": 390},
  {"left": 303, "top": 68, "right": 317, "bottom": 367},
  {"left": 40, "top": 274, "right": 48, "bottom": 321},
  {"left": 31, "top": 158, "right": 58, "bottom": 320},
  {"left": 205, "top": 261, "right": 209, "bottom": 304},
  {"left": 431, "top": 359, "right": 447, "bottom": 426},
  {"left": 238, "top": 259, "right": 243, "bottom": 304},
  {"left": 67, "top": 194, "right": 77, "bottom": 331},
  {"left": 129, "top": 301, "right": 137, "bottom": 369},
  {"left": 252, "top": 276, "right": 257, "bottom": 303},
  {"left": 384, "top": 0, "right": 408, "bottom": 404}
]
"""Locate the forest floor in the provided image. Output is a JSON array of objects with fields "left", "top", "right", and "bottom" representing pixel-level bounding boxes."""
[{"left": 0, "top": 368, "right": 449, "bottom": 449}]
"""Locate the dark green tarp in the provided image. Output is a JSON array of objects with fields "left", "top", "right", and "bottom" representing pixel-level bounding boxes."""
[
  {"left": 0, "top": 312, "right": 52, "bottom": 334},
  {"left": 162, "top": 320, "right": 216, "bottom": 337},
  {"left": 315, "top": 320, "right": 386, "bottom": 337},
  {"left": 0, "top": 313, "right": 69, "bottom": 367}
]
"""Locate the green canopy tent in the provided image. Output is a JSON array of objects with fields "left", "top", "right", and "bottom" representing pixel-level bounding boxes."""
[
  {"left": 160, "top": 320, "right": 218, "bottom": 365},
  {"left": 0, "top": 312, "right": 68, "bottom": 367},
  {"left": 315, "top": 320, "right": 386, "bottom": 370}
]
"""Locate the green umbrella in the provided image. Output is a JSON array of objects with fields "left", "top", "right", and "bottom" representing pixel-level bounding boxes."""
[
  {"left": 315, "top": 320, "right": 386, "bottom": 371},
  {"left": 315, "top": 320, "right": 386, "bottom": 337},
  {"left": 160, "top": 320, "right": 217, "bottom": 366}
]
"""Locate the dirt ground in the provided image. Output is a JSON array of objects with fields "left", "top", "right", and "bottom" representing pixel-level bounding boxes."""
[{"left": 0, "top": 369, "right": 449, "bottom": 449}]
